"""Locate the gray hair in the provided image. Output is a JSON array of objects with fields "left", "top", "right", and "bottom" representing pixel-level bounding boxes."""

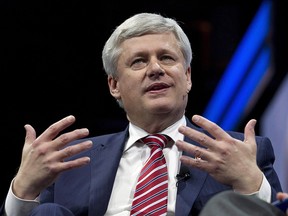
[{"left": 102, "top": 13, "right": 193, "bottom": 78}]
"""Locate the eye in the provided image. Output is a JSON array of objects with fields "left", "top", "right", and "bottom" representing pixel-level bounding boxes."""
[
  {"left": 131, "top": 58, "right": 147, "bottom": 70},
  {"left": 132, "top": 58, "right": 144, "bottom": 65},
  {"left": 160, "top": 55, "right": 175, "bottom": 64}
]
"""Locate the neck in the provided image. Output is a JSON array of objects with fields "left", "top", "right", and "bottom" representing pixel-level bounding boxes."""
[{"left": 128, "top": 113, "right": 184, "bottom": 134}]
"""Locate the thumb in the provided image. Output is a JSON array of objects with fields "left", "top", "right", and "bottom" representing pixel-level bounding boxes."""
[
  {"left": 24, "top": 124, "right": 36, "bottom": 145},
  {"left": 244, "top": 119, "right": 257, "bottom": 144}
]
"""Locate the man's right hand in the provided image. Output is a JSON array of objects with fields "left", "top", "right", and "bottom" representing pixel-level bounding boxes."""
[{"left": 12, "top": 115, "right": 92, "bottom": 200}]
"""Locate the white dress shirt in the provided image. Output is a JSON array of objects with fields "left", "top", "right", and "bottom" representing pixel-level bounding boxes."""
[{"left": 105, "top": 116, "right": 186, "bottom": 215}]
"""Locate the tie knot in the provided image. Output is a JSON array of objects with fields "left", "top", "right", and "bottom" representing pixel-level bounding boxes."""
[{"left": 141, "top": 134, "right": 170, "bottom": 149}]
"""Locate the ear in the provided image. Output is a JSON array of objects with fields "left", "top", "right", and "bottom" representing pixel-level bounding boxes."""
[
  {"left": 108, "top": 75, "right": 121, "bottom": 99},
  {"left": 186, "top": 67, "right": 192, "bottom": 93}
]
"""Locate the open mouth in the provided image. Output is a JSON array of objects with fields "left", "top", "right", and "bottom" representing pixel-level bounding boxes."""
[{"left": 146, "top": 83, "right": 170, "bottom": 92}]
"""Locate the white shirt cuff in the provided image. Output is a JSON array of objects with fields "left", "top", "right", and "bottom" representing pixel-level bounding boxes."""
[
  {"left": 4, "top": 179, "right": 39, "bottom": 216},
  {"left": 238, "top": 173, "right": 271, "bottom": 203}
]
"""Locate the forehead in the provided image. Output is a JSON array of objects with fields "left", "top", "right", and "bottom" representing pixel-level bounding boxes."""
[{"left": 119, "top": 32, "right": 180, "bottom": 54}]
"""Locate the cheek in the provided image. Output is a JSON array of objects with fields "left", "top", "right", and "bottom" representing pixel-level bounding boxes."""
[
  {"left": 173, "top": 72, "right": 190, "bottom": 90},
  {"left": 118, "top": 75, "right": 140, "bottom": 94}
]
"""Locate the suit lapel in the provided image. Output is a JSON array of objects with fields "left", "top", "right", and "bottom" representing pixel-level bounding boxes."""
[
  {"left": 175, "top": 119, "right": 208, "bottom": 215},
  {"left": 88, "top": 130, "right": 129, "bottom": 216}
]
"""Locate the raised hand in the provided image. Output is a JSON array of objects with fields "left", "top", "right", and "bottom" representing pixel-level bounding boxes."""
[
  {"left": 176, "top": 114, "right": 263, "bottom": 193},
  {"left": 13, "top": 115, "right": 92, "bottom": 200}
]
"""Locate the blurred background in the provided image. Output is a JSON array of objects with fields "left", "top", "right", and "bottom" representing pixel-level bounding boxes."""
[{"left": 1, "top": 0, "right": 287, "bottom": 202}]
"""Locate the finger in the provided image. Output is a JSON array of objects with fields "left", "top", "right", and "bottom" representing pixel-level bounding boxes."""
[
  {"left": 37, "top": 115, "right": 76, "bottom": 141},
  {"left": 244, "top": 119, "right": 257, "bottom": 143},
  {"left": 277, "top": 192, "right": 288, "bottom": 200},
  {"left": 57, "top": 140, "right": 93, "bottom": 161},
  {"left": 24, "top": 124, "right": 36, "bottom": 145},
  {"left": 191, "top": 115, "right": 230, "bottom": 141},
  {"left": 179, "top": 154, "right": 210, "bottom": 171},
  {"left": 176, "top": 140, "right": 211, "bottom": 160},
  {"left": 59, "top": 156, "right": 91, "bottom": 172},
  {"left": 178, "top": 125, "right": 215, "bottom": 149},
  {"left": 53, "top": 128, "right": 90, "bottom": 150}
]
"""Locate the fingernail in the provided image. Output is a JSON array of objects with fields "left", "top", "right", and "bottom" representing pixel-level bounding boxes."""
[
  {"left": 192, "top": 115, "right": 200, "bottom": 123},
  {"left": 178, "top": 125, "right": 186, "bottom": 133}
]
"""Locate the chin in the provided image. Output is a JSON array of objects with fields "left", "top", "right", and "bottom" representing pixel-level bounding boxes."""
[{"left": 149, "top": 103, "right": 176, "bottom": 113}]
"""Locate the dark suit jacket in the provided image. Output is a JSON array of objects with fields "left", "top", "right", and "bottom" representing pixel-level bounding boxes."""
[{"left": 0, "top": 117, "right": 283, "bottom": 216}]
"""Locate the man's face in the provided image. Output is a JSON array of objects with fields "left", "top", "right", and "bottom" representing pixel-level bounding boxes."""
[{"left": 108, "top": 32, "right": 192, "bottom": 124}]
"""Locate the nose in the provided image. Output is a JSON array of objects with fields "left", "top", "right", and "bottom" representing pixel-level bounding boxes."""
[{"left": 147, "top": 60, "right": 165, "bottom": 79}]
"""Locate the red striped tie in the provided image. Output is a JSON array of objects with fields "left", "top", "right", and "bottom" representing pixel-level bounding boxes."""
[{"left": 130, "top": 134, "right": 170, "bottom": 216}]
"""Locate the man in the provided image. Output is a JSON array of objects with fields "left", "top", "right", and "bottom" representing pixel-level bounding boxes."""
[{"left": 0, "top": 13, "right": 282, "bottom": 216}]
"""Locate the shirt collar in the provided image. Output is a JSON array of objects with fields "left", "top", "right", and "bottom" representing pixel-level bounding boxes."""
[{"left": 125, "top": 116, "right": 187, "bottom": 151}]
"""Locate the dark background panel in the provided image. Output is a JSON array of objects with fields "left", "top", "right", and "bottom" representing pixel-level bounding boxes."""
[{"left": 1, "top": 0, "right": 287, "bottom": 202}]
